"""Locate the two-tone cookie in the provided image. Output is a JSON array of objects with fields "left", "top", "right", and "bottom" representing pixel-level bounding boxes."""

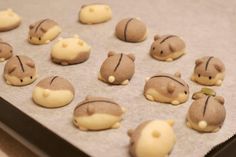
[
  {"left": 0, "top": 8, "right": 21, "bottom": 32},
  {"left": 0, "top": 39, "right": 13, "bottom": 62}
]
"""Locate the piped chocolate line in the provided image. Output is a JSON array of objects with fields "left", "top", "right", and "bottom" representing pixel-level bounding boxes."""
[
  {"left": 160, "top": 35, "right": 176, "bottom": 44},
  {"left": 205, "top": 56, "right": 214, "bottom": 71},
  {"left": 114, "top": 53, "right": 123, "bottom": 72},
  {"left": 0, "top": 42, "right": 12, "bottom": 48},
  {"left": 203, "top": 96, "right": 211, "bottom": 116},
  {"left": 34, "top": 19, "right": 48, "bottom": 33},
  {"left": 150, "top": 75, "right": 185, "bottom": 86},
  {"left": 124, "top": 18, "right": 133, "bottom": 41},
  {"left": 50, "top": 76, "right": 58, "bottom": 85},
  {"left": 16, "top": 56, "right": 24, "bottom": 72},
  {"left": 75, "top": 99, "right": 118, "bottom": 110}
]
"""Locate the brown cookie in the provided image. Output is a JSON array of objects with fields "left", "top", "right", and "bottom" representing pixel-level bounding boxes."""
[
  {"left": 73, "top": 96, "right": 125, "bottom": 131},
  {"left": 144, "top": 72, "right": 189, "bottom": 105},
  {"left": 32, "top": 76, "right": 75, "bottom": 108},
  {"left": 150, "top": 35, "right": 186, "bottom": 62},
  {"left": 191, "top": 56, "right": 225, "bottom": 86},
  {"left": 28, "top": 19, "right": 62, "bottom": 45},
  {"left": 98, "top": 51, "right": 135, "bottom": 85},
  {"left": 0, "top": 40, "right": 13, "bottom": 62},
  {"left": 4, "top": 55, "right": 37, "bottom": 86},
  {"left": 115, "top": 18, "right": 147, "bottom": 42},
  {"left": 186, "top": 95, "right": 226, "bottom": 132}
]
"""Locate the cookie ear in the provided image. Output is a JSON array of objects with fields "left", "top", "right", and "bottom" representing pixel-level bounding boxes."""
[
  {"left": 192, "top": 92, "right": 206, "bottom": 100},
  {"left": 29, "top": 24, "right": 34, "bottom": 29},
  {"left": 152, "top": 130, "right": 160, "bottom": 138},
  {"left": 215, "top": 96, "right": 225, "bottom": 105},
  {"left": 166, "top": 119, "right": 175, "bottom": 127},
  {"left": 154, "top": 35, "right": 161, "bottom": 41},
  {"left": 214, "top": 64, "right": 224, "bottom": 72},
  {"left": 26, "top": 61, "right": 35, "bottom": 68},
  {"left": 127, "top": 129, "right": 134, "bottom": 137},
  {"left": 87, "top": 105, "right": 95, "bottom": 115},
  {"left": 127, "top": 53, "right": 135, "bottom": 61},
  {"left": 108, "top": 51, "right": 116, "bottom": 57},
  {"left": 167, "top": 82, "right": 176, "bottom": 94},
  {"left": 85, "top": 95, "right": 93, "bottom": 100},
  {"left": 174, "top": 72, "right": 181, "bottom": 78},
  {"left": 8, "top": 66, "right": 16, "bottom": 74},
  {"left": 195, "top": 59, "right": 203, "bottom": 66}
]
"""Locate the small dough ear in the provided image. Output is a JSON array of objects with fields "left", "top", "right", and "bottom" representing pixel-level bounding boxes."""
[
  {"left": 215, "top": 96, "right": 224, "bottom": 105},
  {"left": 85, "top": 95, "right": 93, "bottom": 100},
  {"left": 87, "top": 105, "right": 95, "bottom": 115},
  {"left": 166, "top": 119, "right": 175, "bottom": 127},
  {"left": 167, "top": 82, "right": 176, "bottom": 94},
  {"left": 26, "top": 61, "right": 35, "bottom": 68},
  {"left": 127, "top": 53, "right": 135, "bottom": 61},
  {"left": 8, "top": 66, "right": 16, "bottom": 74},
  {"left": 127, "top": 129, "right": 134, "bottom": 137},
  {"left": 154, "top": 35, "right": 161, "bottom": 41},
  {"left": 29, "top": 24, "right": 34, "bottom": 29},
  {"left": 214, "top": 64, "right": 223, "bottom": 72},
  {"left": 195, "top": 59, "right": 203, "bottom": 66},
  {"left": 174, "top": 72, "right": 181, "bottom": 78},
  {"left": 108, "top": 51, "right": 116, "bottom": 57},
  {"left": 192, "top": 92, "right": 205, "bottom": 100},
  {"left": 152, "top": 130, "right": 160, "bottom": 138}
]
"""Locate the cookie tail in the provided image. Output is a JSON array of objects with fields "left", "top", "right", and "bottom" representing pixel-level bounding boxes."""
[
  {"left": 108, "top": 75, "right": 115, "bottom": 83},
  {"left": 198, "top": 120, "right": 207, "bottom": 129}
]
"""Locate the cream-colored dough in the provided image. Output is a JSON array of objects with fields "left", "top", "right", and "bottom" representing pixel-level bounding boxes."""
[
  {"left": 191, "top": 73, "right": 224, "bottom": 86},
  {"left": 32, "top": 87, "right": 74, "bottom": 108},
  {"left": 79, "top": 4, "right": 112, "bottom": 24},
  {"left": 0, "top": 8, "right": 21, "bottom": 31},
  {"left": 4, "top": 74, "right": 37, "bottom": 86}
]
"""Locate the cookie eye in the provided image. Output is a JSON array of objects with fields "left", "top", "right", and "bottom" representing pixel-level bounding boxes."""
[
  {"left": 38, "top": 37, "right": 41, "bottom": 40},
  {"left": 30, "top": 36, "right": 32, "bottom": 40},
  {"left": 20, "top": 79, "right": 23, "bottom": 82},
  {"left": 152, "top": 47, "right": 155, "bottom": 50},
  {"left": 184, "top": 91, "right": 187, "bottom": 95},
  {"left": 198, "top": 74, "right": 201, "bottom": 77},
  {"left": 209, "top": 76, "right": 212, "bottom": 80},
  {"left": 160, "top": 51, "right": 163, "bottom": 55},
  {"left": 10, "top": 50, "right": 12, "bottom": 53},
  {"left": 30, "top": 76, "right": 33, "bottom": 79}
]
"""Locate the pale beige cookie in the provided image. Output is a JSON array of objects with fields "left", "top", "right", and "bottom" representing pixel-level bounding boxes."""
[
  {"left": 4, "top": 55, "right": 37, "bottom": 86},
  {"left": 32, "top": 76, "right": 75, "bottom": 108},
  {"left": 73, "top": 96, "right": 125, "bottom": 131},
  {"left": 115, "top": 18, "right": 147, "bottom": 43},
  {"left": 0, "top": 40, "right": 13, "bottom": 62},
  {"left": 99, "top": 51, "right": 135, "bottom": 85},
  {"left": 144, "top": 72, "right": 189, "bottom": 105},
  {"left": 128, "top": 119, "right": 176, "bottom": 157},
  {"left": 150, "top": 34, "right": 186, "bottom": 62},
  {"left": 79, "top": 4, "right": 112, "bottom": 24},
  {"left": 0, "top": 8, "right": 21, "bottom": 32},
  {"left": 186, "top": 95, "right": 226, "bottom": 132},
  {"left": 51, "top": 35, "right": 91, "bottom": 65},
  {"left": 28, "top": 19, "right": 62, "bottom": 45},
  {"left": 191, "top": 56, "right": 225, "bottom": 86}
]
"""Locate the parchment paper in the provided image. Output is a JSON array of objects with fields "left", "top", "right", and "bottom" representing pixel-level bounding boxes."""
[{"left": 0, "top": 0, "right": 236, "bottom": 156}]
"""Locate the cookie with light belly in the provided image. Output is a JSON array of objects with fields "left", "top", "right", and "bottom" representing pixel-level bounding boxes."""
[
  {"left": 73, "top": 96, "right": 126, "bottom": 131},
  {"left": 0, "top": 8, "right": 21, "bottom": 32}
]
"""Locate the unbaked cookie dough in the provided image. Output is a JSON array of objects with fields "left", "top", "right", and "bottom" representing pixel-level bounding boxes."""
[
  {"left": 32, "top": 76, "right": 75, "bottom": 108},
  {"left": 0, "top": 8, "right": 21, "bottom": 32},
  {"left": 150, "top": 34, "right": 186, "bottom": 62},
  {"left": 191, "top": 56, "right": 225, "bottom": 86},
  {"left": 128, "top": 119, "right": 176, "bottom": 157},
  {"left": 51, "top": 35, "right": 91, "bottom": 65},
  {"left": 28, "top": 19, "right": 62, "bottom": 45},
  {"left": 0, "top": 39, "right": 13, "bottom": 62},
  {"left": 79, "top": 4, "right": 112, "bottom": 24},
  {"left": 115, "top": 18, "right": 147, "bottom": 42},
  {"left": 186, "top": 95, "right": 226, "bottom": 132},
  {"left": 4, "top": 55, "right": 37, "bottom": 86},
  {"left": 98, "top": 51, "right": 135, "bottom": 85},
  {"left": 144, "top": 72, "right": 189, "bottom": 105},
  {"left": 73, "top": 96, "right": 125, "bottom": 131}
]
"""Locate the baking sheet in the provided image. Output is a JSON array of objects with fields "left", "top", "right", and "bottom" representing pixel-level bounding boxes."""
[{"left": 1, "top": 0, "right": 236, "bottom": 156}]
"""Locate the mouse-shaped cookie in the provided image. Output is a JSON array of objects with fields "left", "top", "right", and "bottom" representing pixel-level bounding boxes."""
[
  {"left": 128, "top": 119, "right": 176, "bottom": 157},
  {"left": 73, "top": 96, "right": 126, "bottom": 131},
  {"left": 150, "top": 35, "right": 186, "bottom": 62},
  {"left": 98, "top": 51, "right": 135, "bottom": 85},
  {"left": 51, "top": 35, "right": 91, "bottom": 65},
  {"left": 144, "top": 72, "right": 189, "bottom": 105},
  {"left": 191, "top": 56, "right": 225, "bottom": 86},
  {"left": 115, "top": 18, "right": 147, "bottom": 43},
  {"left": 0, "top": 39, "right": 13, "bottom": 62},
  {"left": 186, "top": 95, "right": 226, "bottom": 132},
  {"left": 28, "top": 19, "right": 62, "bottom": 45},
  {"left": 4, "top": 55, "right": 37, "bottom": 86},
  {"left": 0, "top": 8, "right": 21, "bottom": 32},
  {"left": 32, "top": 76, "right": 75, "bottom": 108},
  {"left": 79, "top": 4, "right": 112, "bottom": 24}
]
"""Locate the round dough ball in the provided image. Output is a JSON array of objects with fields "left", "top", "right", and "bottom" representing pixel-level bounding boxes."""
[
  {"left": 51, "top": 35, "right": 91, "bottom": 65},
  {"left": 115, "top": 18, "right": 147, "bottom": 42},
  {"left": 0, "top": 8, "right": 21, "bottom": 32},
  {"left": 32, "top": 76, "right": 75, "bottom": 108}
]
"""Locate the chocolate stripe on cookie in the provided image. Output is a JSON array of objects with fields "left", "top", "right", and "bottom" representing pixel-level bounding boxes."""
[
  {"left": 50, "top": 76, "right": 58, "bottom": 85},
  {"left": 160, "top": 35, "right": 176, "bottom": 44},
  {"left": 124, "top": 18, "right": 133, "bottom": 41},
  {"left": 0, "top": 42, "right": 12, "bottom": 48},
  {"left": 203, "top": 96, "right": 211, "bottom": 116},
  {"left": 150, "top": 75, "right": 185, "bottom": 86},
  {"left": 205, "top": 56, "right": 214, "bottom": 71},
  {"left": 75, "top": 99, "right": 118, "bottom": 110},
  {"left": 114, "top": 53, "right": 123, "bottom": 72},
  {"left": 16, "top": 55, "right": 24, "bottom": 72},
  {"left": 34, "top": 19, "right": 48, "bottom": 33}
]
